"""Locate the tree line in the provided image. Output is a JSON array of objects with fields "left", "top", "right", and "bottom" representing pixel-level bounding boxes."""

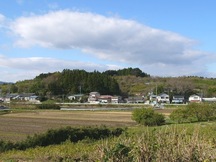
[
  {"left": 103, "top": 67, "right": 150, "bottom": 77},
  {"left": 0, "top": 68, "right": 149, "bottom": 98}
]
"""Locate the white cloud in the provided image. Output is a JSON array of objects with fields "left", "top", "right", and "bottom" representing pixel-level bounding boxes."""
[
  {"left": 6, "top": 10, "right": 216, "bottom": 78},
  {"left": 0, "top": 14, "right": 6, "bottom": 27},
  {"left": 0, "top": 55, "right": 122, "bottom": 82}
]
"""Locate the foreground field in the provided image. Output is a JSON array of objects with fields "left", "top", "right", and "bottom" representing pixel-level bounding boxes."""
[
  {"left": 0, "top": 108, "right": 216, "bottom": 161},
  {"left": 1, "top": 122, "right": 216, "bottom": 161},
  {"left": 0, "top": 108, "right": 174, "bottom": 142}
]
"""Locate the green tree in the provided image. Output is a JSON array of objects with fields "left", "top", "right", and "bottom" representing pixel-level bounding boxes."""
[{"left": 132, "top": 108, "right": 165, "bottom": 126}]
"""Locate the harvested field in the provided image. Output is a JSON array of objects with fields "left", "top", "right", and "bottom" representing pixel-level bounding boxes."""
[
  {"left": 0, "top": 110, "right": 135, "bottom": 141},
  {"left": 0, "top": 109, "right": 174, "bottom": 142}
]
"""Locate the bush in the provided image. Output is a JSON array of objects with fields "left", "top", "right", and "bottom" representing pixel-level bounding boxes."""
[
  {"left": 0, "top": 126, "right": 125, "bottom": 152},
  {"left": 36, "top": 103, "right": 60, "bottom": 110},
  {"left": 170, "top": 103, "right": 216, "bottom": 123},
  {"left": 169, "top": 108, "right": 197, "bottom": 123},
  {"left": 132, "top": 108, "right": 165, "bottom": 126}
]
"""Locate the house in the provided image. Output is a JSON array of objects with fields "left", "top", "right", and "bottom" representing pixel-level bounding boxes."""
[
  {"left": 172, "top": 95, "right": 185, "bottom": 104},
  {"left": 18, "top": 93, "right": 36, "bottom": 101},
  {"left": 88, "top": 92, "right": 100, "bottom": 103},
  {"left": 98, "top": 95, "right": 113, "bottom": 103},
  {"left": 202, "top": 97, "right": 216, "bottom": 102},
  {"left": 29, "top": 95, "right": 40, "bottom": 103},
  {"left": 111, "top": 96, "right": 122, "bottom": 103},
  {"left": 149, "top": 94, "right": 157, "bottom": 103},
  {"left": 126, "top": 96, "right": 145, "bottom": 103},
  {"left": 4, "top": 93, "right": 19, "bottom": 102},
  {"left": 189, "top": 94, "right": 202, "bottom": 102},
  {"left": 0, "top": 97, "right": 4, "bottom": 102},
  {"left": 68, "top": 94, "right": 84, "bottom": 101},
  {"left": 157, "top": 93, "right": 170, "bottom": 103}
]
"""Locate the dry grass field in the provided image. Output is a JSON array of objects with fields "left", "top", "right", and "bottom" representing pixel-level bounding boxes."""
[
  {"left": 0, "top": 108, "right": 174, "bottom": 142},
  {"left": 0, "top": 110, "right": 135, "bottom": 142}
]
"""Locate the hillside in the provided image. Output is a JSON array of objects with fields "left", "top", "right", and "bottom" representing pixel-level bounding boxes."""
[
  {"left": 115, "top": 75, "right": 216, "bottom": 98},
  {"left": 0, "top": 68, "right": 216, "bottom": 99}
]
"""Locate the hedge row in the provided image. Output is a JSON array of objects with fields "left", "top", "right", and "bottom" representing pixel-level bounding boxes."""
[
  {"left": 170, "top": 103, "right": 216, "bottom": 123},
  {"left": 36, "top": 103, "right": 60, "bottom": 110},
  {"left": 0, "top": 126, "right": 124, "bottom": 152}
]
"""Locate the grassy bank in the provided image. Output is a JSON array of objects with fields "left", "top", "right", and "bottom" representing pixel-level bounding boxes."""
[{"left": 0, "top": 123, "right": 216, "bottom": 161}]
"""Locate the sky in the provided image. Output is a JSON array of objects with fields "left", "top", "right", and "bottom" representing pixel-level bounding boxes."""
[{"left": 1, "top": 0, "right": 216, "bottom": 82}]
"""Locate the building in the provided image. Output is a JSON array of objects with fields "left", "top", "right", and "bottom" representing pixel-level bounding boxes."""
[
  {"left": 188, "top": 94, "right": 202, "bottom": 103},
  {"left": 172, "top": 95, "right": 185, "bottom": 104},
  {"left": 111, "top": 96, "right": 122, "bottom": 103},
  {"left": 126, "top": 96, "right": 145, "bottom": 103},
  {"left": 98, "top": 95, "right": 113, "bottom": 103},
  {"left": 88, "top": 92, "right": 100, "bottom": 103},
  {"left": 157, "top": 93, "right": 170, "bottom": 103},
  {"left": 68, "top": 94, "right": 84, "bottom": 101},
  {"left": 149, "top": 94, "right": 157, "bottom": 103}
]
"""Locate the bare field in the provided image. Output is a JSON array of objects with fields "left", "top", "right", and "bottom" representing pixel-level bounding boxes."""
[
  {"left": 0, "top": 109, "right": 174, "bottom": 142},
  {"left": 0, "top": 110, "right": 135, "bottom": 141}
]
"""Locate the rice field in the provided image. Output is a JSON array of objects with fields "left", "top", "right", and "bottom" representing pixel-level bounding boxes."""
[
  {"left": 0, "top": 108, "right": 174, "bottom": 142},
  {"left": 0, "top": 110, "right": 134, "bottom": 141}
]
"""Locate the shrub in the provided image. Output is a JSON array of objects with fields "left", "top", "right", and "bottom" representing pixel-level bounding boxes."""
[
  {"left": 132, "top": 108, "right": 165, "bottom": 126},
  {"left": 170, "top": 103, "right": 216, "bottom": 123},
  {"left": 98, "top": 125, "right": 216, "bottom": 161},
  {"left": 169, "top": 108, "right": 197, "bottom": 123},
  {"left": 0, "top": 126, "right": 125, "bottom": 152},
  {"left": 36, "top": 103, "right": 60, "bottom": 110}
]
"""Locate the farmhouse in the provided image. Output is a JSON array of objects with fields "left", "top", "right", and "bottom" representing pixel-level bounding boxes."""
[
  {"left": 68, "top": 94, "right": 84, "bottom": 101},
  {"left": 19, "top": 93, "right": 37, "bottom": 101},
  {"left": 98, "top": 95, "right": 112, "bottom": 103},
  {"left": 111, "top": 96, "right": 122, "bottom": 103},
  {"left": 157, "top": 93, "right": 170, "bottom": 103},
  {"left": 149, "top": 94, "right": 157, "bottom": 103},
  {"left": 188, "top": 94, "right": 202, "bottom": 102},
  {"left": 172, "top": 95, "right": 185, "bottom": 104},
  {"left": 202, "top": 97, "right": 216, "bottom": 102},
  {"left": 88, "top": 92, "right": 100, "bottom": 103},
  {"left": 126, "top": 96, "right": 144, "bottom": 103}
]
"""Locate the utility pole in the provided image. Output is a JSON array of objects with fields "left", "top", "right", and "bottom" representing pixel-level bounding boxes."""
[
  {"left": 156, "top": 83, "right": 158, "bottom": 96},
  {"left": 79, "top": 85, "right": 82, "bottom": 94}
]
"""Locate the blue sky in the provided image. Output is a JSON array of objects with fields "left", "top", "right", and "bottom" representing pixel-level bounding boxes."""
[{"left": 0, "top": 0, "right": 216, "bottom": 82}]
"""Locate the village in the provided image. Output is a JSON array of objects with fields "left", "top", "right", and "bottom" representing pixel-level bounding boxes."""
[{"left": 1, "top": 91, "right": 216, "bottom": 106}]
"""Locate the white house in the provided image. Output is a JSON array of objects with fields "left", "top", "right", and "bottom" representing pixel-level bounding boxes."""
[
  {"left": 88, "top": 92, "right": 100, "bottom": 103},
  {"left": 202, "top": 97, "right": 216, "bottom": 102},
  {"left": 19, "top": 93, "right": 36, "bottom": 101},
  {"left": 111, "top": 96, "right": 122, "bottom": 103},
  {"left": 68, "top": 94, "right": 84, "bottom": 101},
  {"left": 29, "top": 95, "right": 40, "bottom": 103},
  {"left": 189, "top": 94, "right": 202, "bottom": 102},
  {"left": 149, "top": 94, "right": 157, "bottom": 102},
  {"left": 172, "top": 95, "right": 185, "bottom": 104},
  {"left": 126, "top": 96, "right": 144, "bottom": 103},
  {"left": 157, "top": 93, "right": 170, "bottom": 103}
]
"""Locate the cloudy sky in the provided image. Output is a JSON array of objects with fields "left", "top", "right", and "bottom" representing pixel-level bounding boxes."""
[{"left": 0, "top": 0, "right": 216, "bottom": 82}]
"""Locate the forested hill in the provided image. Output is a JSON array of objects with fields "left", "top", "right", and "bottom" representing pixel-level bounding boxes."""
[
  {"left": 1, "top": 68, "right": 216, "bottom": 99},
  {"left": 22, "top": 69, "right": 122, "bottom": 96},
  {"left": 0, "top": 68, "right": 150, "bottom": 97}
]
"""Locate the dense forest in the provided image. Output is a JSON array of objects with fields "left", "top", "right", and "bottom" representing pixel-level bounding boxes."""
[
  {"left": 103, "top": 67, "right": 150, "bottom": 77},
  {"left": 6, "top": 69, "right": 121, "bottom": 97},
  {"left": 1, "top": 68, "right": 216, "bottom": 99}
]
